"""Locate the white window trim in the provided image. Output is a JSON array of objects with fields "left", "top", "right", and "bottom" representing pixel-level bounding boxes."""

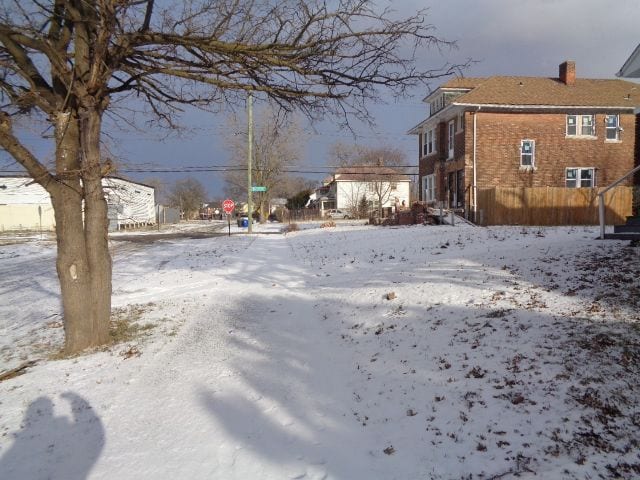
[
  {"left": 423, "top": 127, "right": 437, "bottom": 156},
  {"left": 605, "top": 114, "right": 620, "bottom": 142},
  {"left": 566, "top": 114, "right": 596, "bottom": 138},
  {"left": 431, "top": 128, "right": 436, "bottom": 154},
  {"left": 520, "top": 139, "right": 535, "bottom": 169},
  {"left": 565, "top": 167, "right": 595, "bottom": 188},
  {"left": 447, "top": 120, "right": 455, "bottom": 160},
  {"left": 423, "top": 174, "right": 436, "bottom": 202}
]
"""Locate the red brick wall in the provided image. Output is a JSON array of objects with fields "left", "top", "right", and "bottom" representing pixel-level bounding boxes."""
[
  {"left": 441, "top": 121, "right": 467, "bottom": 204},
  {"left": 468, "top": 111, "right": 636, "bottom": 190},
  {"left": 418, "top": 117, "right": 468, "bottom": 203}
]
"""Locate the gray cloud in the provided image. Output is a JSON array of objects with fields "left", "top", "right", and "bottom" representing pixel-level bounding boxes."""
[{"left": 399, "top": 0, "right": 639, "bottom": 78}]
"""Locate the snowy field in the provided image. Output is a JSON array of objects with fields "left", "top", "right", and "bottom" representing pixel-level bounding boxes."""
[{"left": 0, "top": 222, "right": 639, "bottom": 479}]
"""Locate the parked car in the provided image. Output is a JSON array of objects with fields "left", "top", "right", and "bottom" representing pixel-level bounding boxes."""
[{"left": 326, "top": 209, "right": 350, "bottom": 219}]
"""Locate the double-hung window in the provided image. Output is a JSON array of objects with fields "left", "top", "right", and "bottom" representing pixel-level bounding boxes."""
[
  {"left": 520, "top": 140, "right": 535, "bottom": 167},
  {"left": 423, "top": 174, "right": 436, "bottom": 202},
  {"left": 448, "top": 120, "right": 455, "bottom": 159},
  {"left": 605, "top": 115, "right": 619, "bottom": 141},
  {"left": 423, "top": 128, "right": 436, "bottom": 155},
  {"left": 567, "top": 114, "right": 595, "bottom": 137},
  {"left": 566, "top": 167, "right": 595, "bottom": 188}
]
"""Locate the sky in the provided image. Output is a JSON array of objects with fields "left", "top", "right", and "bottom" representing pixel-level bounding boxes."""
[{"left": 1, "top": 0, "right": 639, "bottom": 200}]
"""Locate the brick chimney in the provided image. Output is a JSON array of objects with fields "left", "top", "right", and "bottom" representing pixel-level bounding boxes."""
[{"left": 559, "top": 61, "right": 576, "bottom": 86}]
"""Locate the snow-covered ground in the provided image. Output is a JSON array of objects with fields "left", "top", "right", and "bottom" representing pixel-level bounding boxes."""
[{"left": 0, "top": 222, "right": 639, "bottom": 479}]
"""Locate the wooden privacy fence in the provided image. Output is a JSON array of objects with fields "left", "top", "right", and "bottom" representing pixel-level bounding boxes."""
[{"left": 476, "top": 186, "right": 632, "bottom": 226}]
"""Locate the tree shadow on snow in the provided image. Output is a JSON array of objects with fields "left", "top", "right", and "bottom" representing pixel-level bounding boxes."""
[
  {"left": 194, "top": 291, "right": 404, "bottom": 479},
  {"left": 192, "top": 279, "right": 640, "bottom": 479}
]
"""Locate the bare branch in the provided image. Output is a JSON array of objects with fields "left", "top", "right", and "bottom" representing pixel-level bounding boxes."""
[{"left": 0, "top": 110, "right": 55, "bottom": 188}]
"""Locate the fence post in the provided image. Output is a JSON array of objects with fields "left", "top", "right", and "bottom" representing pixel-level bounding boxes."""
[{"left": 598, "top": 192, "right": 606, "bottom": 240}]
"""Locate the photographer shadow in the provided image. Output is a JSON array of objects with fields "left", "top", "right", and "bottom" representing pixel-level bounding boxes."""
[{"left": 0, "top": 392, "right": 104, "bottom": 480}]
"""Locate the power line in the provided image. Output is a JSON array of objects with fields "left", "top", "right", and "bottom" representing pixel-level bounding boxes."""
[{"left": 1, "top": 166, "right": 419, "bottom": 176}]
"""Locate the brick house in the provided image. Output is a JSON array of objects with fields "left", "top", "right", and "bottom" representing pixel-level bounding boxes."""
[{"left": 408, "top": 61, "right": 640, "bottom": 222}]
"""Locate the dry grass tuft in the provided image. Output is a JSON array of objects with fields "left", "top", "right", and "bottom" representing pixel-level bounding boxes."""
[
  {"left": 49, "top": 303, "right": 157, "bottom": 360},
  {"left": 282, "top": 223, "right": 299, "bottom": 233}
]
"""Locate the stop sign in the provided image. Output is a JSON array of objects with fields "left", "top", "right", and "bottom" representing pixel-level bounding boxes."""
[{"left": 222, "top": 199, "right": 235, "bottom": 214}]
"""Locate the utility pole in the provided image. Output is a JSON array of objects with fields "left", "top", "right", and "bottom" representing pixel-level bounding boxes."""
[{"left": 247, "top": 92, "right": 254, "bottom": 234}]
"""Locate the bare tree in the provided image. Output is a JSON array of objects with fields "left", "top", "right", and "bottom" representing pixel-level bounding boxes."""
[
  {"left": 224, "top": 108, "right": 305, "bottom": 221},
  {"left": 368, "top": 167, "right": 402, "bottom": 219},
  {"left": 329, "top": 144, "right": 408, "bottom": 218},
  {"left": 168, "top": 178, "right": 207, "bottom": 219},
  {"left": 273, "top": 176, "right": 317, "bottom": 200},
  {"left": 342, "top": 181, "right": 369, "bottom": 219},
  {"left": 0, "top": 0, "right": 464, "bottom": 352},
  {"left": 329, "top": 143, "right": 407, "bottom": 167},
  {"left": 364, "top": 147, "right": 408, "bottom": 218},
  {"left": 143, "top": 177, "right": 168, "bottom": 204}
]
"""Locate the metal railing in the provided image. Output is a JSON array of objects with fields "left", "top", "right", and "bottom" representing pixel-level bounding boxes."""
[{"left": 599, "top": 164, "right": 640, "bottom": 239}]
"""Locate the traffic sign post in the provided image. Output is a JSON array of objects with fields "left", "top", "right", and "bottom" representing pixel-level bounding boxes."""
[{"left": 223, "top": 199, "right": 235, "bottom": 236}]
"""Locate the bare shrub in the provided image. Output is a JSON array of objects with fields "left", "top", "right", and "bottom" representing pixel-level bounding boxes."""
[{"left": 283, "top": 223, "right": 300, "bottom": 233}]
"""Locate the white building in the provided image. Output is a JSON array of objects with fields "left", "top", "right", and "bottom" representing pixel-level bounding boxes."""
[
  {"left": 327, "top": 166, "right": 411, "bottom": 217},
  {"left": 0, "top": 176, "right": 55, "bottom": 231},
  {"left": 0, "top": 176, "right": 155, "bottom": 232},
  {"left": 103, "top": 177, "right": 156, "bottom": 229}
]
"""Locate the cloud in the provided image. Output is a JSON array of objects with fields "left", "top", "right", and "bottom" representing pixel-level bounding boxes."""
[{"left": 397, "top": 0, "right": 639, "bottom": 78}]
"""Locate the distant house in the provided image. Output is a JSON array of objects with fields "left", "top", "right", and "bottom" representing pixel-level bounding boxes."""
[
  {"left": 408, "top": 61, "right": 640, "bottom": 224},
  {"left": 0, "top": 176, "right": 55, "bottom": 231},
  {"left": 322, "top": 165, "right": 411, "bottom": 217},
  {"left": 307, "top": 182, "right": 334, "bottom": 211},
  {"left": 0, "top": 176, "right": 156, "bottom": 231},
  {"left": 103, "top": 177, "right": 156, "bottom": 229},
  {"left": 269, "top": 198, "right": 288, "bottom": 212}
]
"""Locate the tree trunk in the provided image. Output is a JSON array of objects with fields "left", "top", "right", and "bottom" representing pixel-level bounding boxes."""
[
  {"left": 50, "top": 107, "right": 111, "bottom": 354},
  {"left": 80, "top": 106, "right": 112, "bottom": 350},
  {"left": 259, "top": 198, "right": 267, "bottom": 224}
]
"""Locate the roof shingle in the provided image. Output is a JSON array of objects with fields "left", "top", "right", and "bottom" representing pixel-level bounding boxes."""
[
  {"left": 451, "top": 76, "right": 640, "bottom": 108},
  {"left": 334, "top": 165, "right": 411, "bottom": 182}
]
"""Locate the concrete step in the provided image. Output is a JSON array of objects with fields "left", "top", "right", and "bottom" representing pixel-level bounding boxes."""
[
  {"left": 603, "top": 232, "right": 640, "bottom": 241},
  {"left": 614, "top": 224, "right": 640, "bottom": 233}
]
